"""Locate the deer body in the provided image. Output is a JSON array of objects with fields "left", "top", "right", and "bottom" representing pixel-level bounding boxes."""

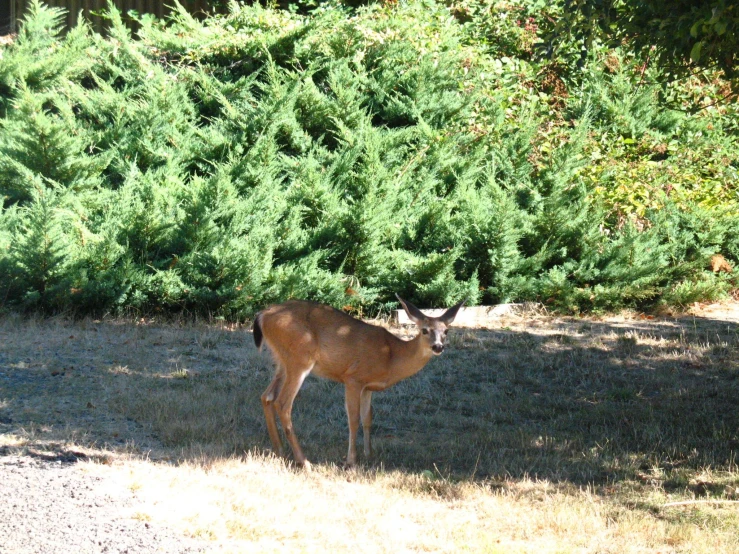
[{"left": 254, "top": 296, "right": 463, "bottom": 468}]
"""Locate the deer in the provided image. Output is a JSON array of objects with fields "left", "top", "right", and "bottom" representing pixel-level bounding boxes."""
[{"left": 253, "top": 294, "right": 465, "bottom": 469}]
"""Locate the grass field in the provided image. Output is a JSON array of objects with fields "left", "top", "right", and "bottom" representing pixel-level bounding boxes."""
[{"left": 1, "top": 304, "right": 739, "bottom": 553}]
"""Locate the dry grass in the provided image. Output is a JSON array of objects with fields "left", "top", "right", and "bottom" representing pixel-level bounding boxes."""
[{"left": 1, "top": 304, "right": 739, "bottom": 552}]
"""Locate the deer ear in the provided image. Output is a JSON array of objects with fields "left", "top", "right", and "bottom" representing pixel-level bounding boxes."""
[
  {"left": 439, "top": 298, "right": 466, "bottom": 325},
  {"left": 396, "top": 294, "right": 427, "bottom": 325}
]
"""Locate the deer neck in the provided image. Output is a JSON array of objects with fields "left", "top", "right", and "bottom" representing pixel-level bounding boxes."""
[{"left": 387, "top": 333, "right": 434, "bottom": 386}]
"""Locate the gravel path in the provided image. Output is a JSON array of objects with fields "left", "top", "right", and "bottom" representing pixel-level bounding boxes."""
[
  {"left": 0, "top": 318, "right": 236, "bottom": 554},
  {"left": 0, "top": 454, "right": 207, "bottom": 554}
]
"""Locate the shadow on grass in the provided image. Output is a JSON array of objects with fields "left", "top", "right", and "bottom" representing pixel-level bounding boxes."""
[
  {"left": 1, "top": 313, "right": 738, "bottom": 490},
  {"left": 367, "top": 314, "right": 739, "bottom": 486}
]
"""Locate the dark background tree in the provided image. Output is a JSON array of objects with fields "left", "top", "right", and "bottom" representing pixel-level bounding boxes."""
[{"left": 557, "top": 1, "right": 739, "bottom": 91}]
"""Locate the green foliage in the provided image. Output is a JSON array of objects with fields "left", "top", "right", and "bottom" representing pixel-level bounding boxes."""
[
  {"left": 555, "top": 1, "right": 739, "bottom": 87},
  {"left": 568, "top": 52, "right": 682, "bottom": 140},
  {"left": 0, "top": 86, "right": 108, "bottom": 204},
  {"left": 1, "top": 183, "right": 81, "bottom": 311},
  {"left": 0, "top": 1, "right": 736, "bottom": 318},
  {"left": 453, "top": 0, "right": 549, "bottom": 58}
]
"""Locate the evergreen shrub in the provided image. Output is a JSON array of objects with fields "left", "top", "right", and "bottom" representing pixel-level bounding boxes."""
[{"left": 0, "top": 1, "right": 736, "bottom": 317}]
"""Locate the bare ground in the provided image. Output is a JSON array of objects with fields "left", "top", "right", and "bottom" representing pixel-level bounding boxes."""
[{"left": 0, "top": 453, "right": 206, "bottom": 554}]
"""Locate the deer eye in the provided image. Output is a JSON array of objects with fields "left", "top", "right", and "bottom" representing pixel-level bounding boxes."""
[{"left": 421, "top": 328, "right": 429, "bottom": 335}]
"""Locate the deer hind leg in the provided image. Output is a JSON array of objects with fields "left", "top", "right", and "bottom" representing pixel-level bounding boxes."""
[
  {"left": 360, "top": 389, "right": 373, "bottom": 459},
  {"left": 261, "top": 364, "right": 285, "bottom": 458},
  {"left": 274, "top": 362, "right": 314, "bottom": 469}
]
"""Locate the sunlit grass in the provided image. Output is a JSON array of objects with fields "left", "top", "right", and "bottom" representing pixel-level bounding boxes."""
[{"left": 2, "top": 305, "right": 739, "bottom": 552}]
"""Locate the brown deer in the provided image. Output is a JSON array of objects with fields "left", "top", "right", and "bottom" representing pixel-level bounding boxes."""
[{"left": 253, "top": 295, "right": 465, "bottom": 469}]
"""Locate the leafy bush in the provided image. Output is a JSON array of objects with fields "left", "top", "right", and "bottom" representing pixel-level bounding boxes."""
[{"left": 0, "top": 1, "right": 736, "bottom": 317}]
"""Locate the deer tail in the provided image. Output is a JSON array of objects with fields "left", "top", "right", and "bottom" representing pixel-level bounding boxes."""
[{"left": 253, "top": 312, "right": 263, "bottom": 351}]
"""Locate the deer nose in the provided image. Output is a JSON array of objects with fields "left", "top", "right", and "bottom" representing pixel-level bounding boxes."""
[{"left": 431, "top": 343, "right": 444, "bottom": 355}]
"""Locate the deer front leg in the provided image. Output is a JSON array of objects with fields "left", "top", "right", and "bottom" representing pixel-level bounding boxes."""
[
  {"left": 344, "top": 382, "right": 362, "bottom": 467},
  {"left": 360, "top": 389, "right": 373, "bottom": 458}
]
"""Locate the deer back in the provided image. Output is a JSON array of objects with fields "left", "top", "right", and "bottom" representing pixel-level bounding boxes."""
[{"left": 255, "top": 300, "right": 405, "bottom": 383}]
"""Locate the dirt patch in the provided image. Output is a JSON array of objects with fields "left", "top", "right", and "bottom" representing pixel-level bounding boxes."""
[{"left": 688, "top": 301, "right": 739, "bottom": 322}]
